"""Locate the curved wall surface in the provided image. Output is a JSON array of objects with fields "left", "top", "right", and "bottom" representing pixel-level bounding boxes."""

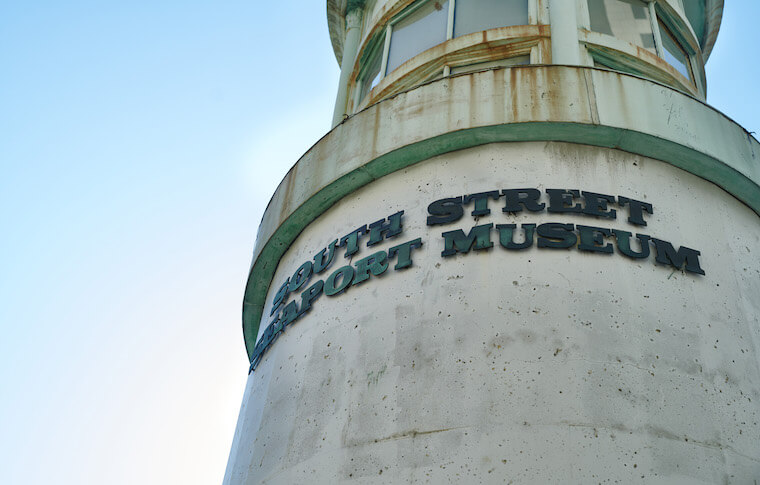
[
  {"left": 330, "top": 0, "right": 723, "bottom": 114},
  {"left": 240, "top": 66, "right": 760, "bottom": 358},
  {"left": 225, "top": 66, "right": 760, "bottom": 483},
  {"left": 227, "top": 141, "right": 760, "bottom": 483}
]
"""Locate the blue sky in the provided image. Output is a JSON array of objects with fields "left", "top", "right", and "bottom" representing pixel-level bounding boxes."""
[{"left": 0, "top": 2, "right": 757, "bottom": 484}]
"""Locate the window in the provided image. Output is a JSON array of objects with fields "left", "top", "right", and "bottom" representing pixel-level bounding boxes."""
[
  {"left": 450, "top": 55, "right": 530, "bottom": 75},
  {"left": 355, "top": 0, "right": 531, "bottom": 105},
  {"left": 587, "top": 0, "right": 656, "bottom": 53},
  {"left": 386, "top": 1, "right": 449, "bottom": 74},
  {"left": 358, "top": 41, "right": 384, "bottom": 102},
  {"left": 658, "top": 19, "right": 692, "bottom": 81},
  {"left": 586, "top": 0, "right": 697, "bottom": 88},
  {"left": 454, "top": 0, "right": 529, "bottom": 38}
]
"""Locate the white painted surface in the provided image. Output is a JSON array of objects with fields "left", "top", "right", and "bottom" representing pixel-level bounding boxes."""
[
  {"left": 225, "top": 142, "right": 760, "bottom": 484},
  {"left": 333, "top": 7, "right": 364, "bottom": 127},
  {"left": 549, "top": 0, "right": 581, "bottom": 65}
]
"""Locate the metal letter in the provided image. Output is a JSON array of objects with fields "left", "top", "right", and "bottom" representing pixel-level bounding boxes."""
[
  {"left": 270, "top": 278, "right": 291, "bottom": 316},
  {"left": 546, "top": 189, "right": 583, "bottom": 214},
  {"left": 298, "top": 280, "right": 325, "bottom": 315},
  {"left": 388, "top": 238, "right": 423, "bottom": 270},
  {"left": 618, "top": 196, "right": 654, "bottom": 226},
  {"left": 613, "top": 230, "right": 650, "bottom": 259},
  {"left": 463, "top": 191, "right": 501, "bottom": 216},
  {"left": 367, "top": 211, "right": 404, "bottom": 246},
  {"left": 652, "top": 238, "right": 705, "bottom": 275},
  {"left": 536, "top": 223, "right": 577, "bottom": 249},
  {"left": 353, "top": 251, "right": 389, "bottom": 285},
  {"left": 427, "top": 197, "right": 464, "bottom": 225},
  {"left": 495, "top": 223, "right": 536, "bottom": 250},
  {"left": 313, "top": 239, "right": 339, "bottom": 273},
  {"left": 441, "top": 223, "right": 494, "bottom": 257},
  {"left": 280, "top": 300, "right": 300, "bottom": 327},
  {"left": 288, "top": 261, "right": 313, "bottom": 292},
  {"left": 325, "top": 265, "right": 356, "bottom": 296},
  {"left": 339, "top": 225, "right": 368, "bottom": 258},
  {"left": 502, "top": 188, "right": 545, "bottom": 213},
  {"left": 581, "top": 191, "right": 617, "bottom": 219},
  {"left": 577, "top": 225, "right": 614, "bottom": 254}
]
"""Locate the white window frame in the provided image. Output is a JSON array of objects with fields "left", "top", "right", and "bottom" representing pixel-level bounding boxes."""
[
  {"left": 650, "top": 2, "right": 697, "bottom": 86},
  {"left": 354, "top": 33, "right": 387, "bottom": 107},
  {"left": 355, "top": 0, "right": 537, "bottom": 106},
  {"left": 582, "top": 0, "right": 699, "bottom": 91}
]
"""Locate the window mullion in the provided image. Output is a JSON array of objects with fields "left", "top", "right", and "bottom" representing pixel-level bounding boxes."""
[
  {"left": 354, "top": 79, "right": 363, "bottom": 107},
  {"left": 380, "top": 25, "right": 392, "bottom": 77},
  {"left": 681, "top": 45, "right": 695, "bottom": 83},
  {"left": 446, "top": 0, "right": 456, "bottom": 40},
  {"left": 692, "top": 54, "right": 704, "bottom": 94},
  {"left": 648, "top": 1, "right": 665, "bottom": 57},
  {"left": 528, "top": 0, "right": 538, "bottom": 25},
  {"left": 443, "top": 0, "right": 455, "bottom": 77}
]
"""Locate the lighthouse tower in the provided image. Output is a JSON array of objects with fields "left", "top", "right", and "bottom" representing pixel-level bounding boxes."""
[{"left": 225, "top": 1, "right": 760, "bottom": 483}]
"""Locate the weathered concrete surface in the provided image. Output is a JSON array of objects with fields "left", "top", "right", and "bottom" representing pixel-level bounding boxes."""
[
  {"left": 327, "top": 0, "right": 720, "bottom": 65},
  {"left": 355, "top": 24, "right": 552, "bottom": 110},
  {"left": 226, "top": 142, "right": 760, "bottom": 484},
  {"left": 342, "top": 0, "right": 708, "bottom": 108},
  {"left": 253, "top": 67, "right": 759, "bottom": 265},
  {"left": 242, "top": 66, "right": 760, "bottom": 358},
  {"left": 232, "top": 4, "right": 745, "bottom": 483}
]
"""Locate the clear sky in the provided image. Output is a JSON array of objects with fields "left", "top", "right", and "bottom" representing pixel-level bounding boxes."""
[{"left": 0, "top": 2, "right": 757, "bottom": 484}]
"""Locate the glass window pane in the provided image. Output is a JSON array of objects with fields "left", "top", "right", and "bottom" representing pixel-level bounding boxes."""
[
  {"left": 454, "top": 0, "right": 528, "bottom": 37},
  {"left": 450, "top": 55, "right": 530, "bottom": 74},
  {"left": 588, "top": 0, "right": 656, "bottom": 53},
  {"left": 593, "top": 59, "right": 613, "bottom": 70},
  {"left": 386, "top": 0, "right": 449, "bottom": 75},
  {"left": 359, "top": 44, "right": 383, "bottom": 101},
  {"left": 658, "top": 20, "right": 692, "bottom": 81},
  {"left": 426, "top": 69, "right": 445, "bottom": 82}
]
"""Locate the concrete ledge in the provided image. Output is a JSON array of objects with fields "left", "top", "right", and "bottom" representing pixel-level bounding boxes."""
[{"left": 242, "top": 65, "right": 760, "bottom": 360}]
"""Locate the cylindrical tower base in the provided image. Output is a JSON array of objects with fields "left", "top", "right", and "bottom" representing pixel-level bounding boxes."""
[{"left": 226, "top": 139, "right": 760, "bottom": 483}]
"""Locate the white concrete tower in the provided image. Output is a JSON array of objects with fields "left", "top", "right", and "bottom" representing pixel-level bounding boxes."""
[{"left": 226, "top": 1, "right": 760, "bottom": 483}]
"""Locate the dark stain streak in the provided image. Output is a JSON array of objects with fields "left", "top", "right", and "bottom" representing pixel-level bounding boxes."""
[
  {"left": 559, "top": 421, "right": 760, "bottom": 464},
  {"left": 371, "top": 426, "right": 463, "bottom": 444}
]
